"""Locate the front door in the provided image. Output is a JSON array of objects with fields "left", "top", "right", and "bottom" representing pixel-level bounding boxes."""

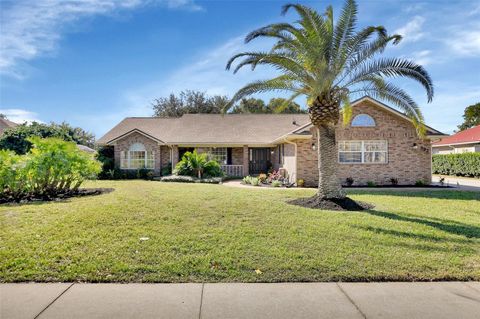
[{"left": 249, "top": 148, "right": 271, "bottom": 175}]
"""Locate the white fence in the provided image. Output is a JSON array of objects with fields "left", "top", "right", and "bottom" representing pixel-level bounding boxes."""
[{"left": 221, "top": 165, "right": 243, "bottom": 177}]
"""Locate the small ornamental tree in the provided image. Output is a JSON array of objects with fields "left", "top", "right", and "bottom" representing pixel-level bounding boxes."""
[{"left": 174, "top": 150, "right": 223, "bottom": 178}]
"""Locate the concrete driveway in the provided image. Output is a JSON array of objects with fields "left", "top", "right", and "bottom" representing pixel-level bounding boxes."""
[
  {"left": 1, "top": 282, "right": 479, "bottom": 319},
  {"left": 432, "top": 175, "right": 480, "bottom": 191}
]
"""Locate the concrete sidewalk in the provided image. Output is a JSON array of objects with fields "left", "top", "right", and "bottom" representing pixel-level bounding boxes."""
[{"left": 1, "top": 282, "right": 479, "bottom": 319}]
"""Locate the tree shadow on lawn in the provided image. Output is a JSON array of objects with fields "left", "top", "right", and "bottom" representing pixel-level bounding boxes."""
[
  {"left": 362, "top": 209, "right": 480, "bottom": 239},
  {"left": 355, "top": 225, "right": 476, "bottom": 244},
  {"left": 348, "top": 189, "right": 480, "bottom": 201}
]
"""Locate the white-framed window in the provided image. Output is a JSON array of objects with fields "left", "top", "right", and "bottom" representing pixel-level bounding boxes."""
[
  {"left": 339, "top": 140, "right": 387, "bottom": 164},
  {"left": 120, "top": 143, "right": 154, "bottom": 169},
  {"left": 208, "top": 147, "right": 228, "bottom": 164},
  {"left": 351, "top": 114, "right": 376, "bottom": 127}
]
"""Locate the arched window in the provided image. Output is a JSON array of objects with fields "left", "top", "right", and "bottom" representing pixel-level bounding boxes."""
[
  {"left": 120, "top": 142, "right": 154, "bottom": 169},
  {"left": 351, "top": 114, "right": 376, "bottom": 127}
]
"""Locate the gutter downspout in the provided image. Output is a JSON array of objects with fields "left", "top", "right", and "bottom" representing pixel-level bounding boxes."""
[{"left": 282, "top": 138, "right": 298, "bottom": 184}]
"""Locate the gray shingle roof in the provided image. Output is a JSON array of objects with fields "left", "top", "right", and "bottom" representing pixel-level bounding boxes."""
[
  {"left": 0, "top": 118, "right": 18, "bottom": 135},
  {"left": 97, "top": 114, "right": 311, "bottom": 145}
]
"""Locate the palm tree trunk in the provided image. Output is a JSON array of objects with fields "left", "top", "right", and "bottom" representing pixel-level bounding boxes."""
[
  {"left": 309, "top": 93, "right": 345, "bottom": 200},
  {"left": 316, "top": 124, "right": 345, "bottom": 199}
]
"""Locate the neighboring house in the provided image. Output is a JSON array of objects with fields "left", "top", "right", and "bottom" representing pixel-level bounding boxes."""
[
  {"left": 0, "top": 117, "right": 18, "bottom": 135},
  {"left": 77, "top": 144, "right": 96, "bottom": 153},
  {"left": 432, "top": 125, "right": 480, "bottom": 154},
  {"left": 97, "top": 96, "right": 445, "bottom": 186}
]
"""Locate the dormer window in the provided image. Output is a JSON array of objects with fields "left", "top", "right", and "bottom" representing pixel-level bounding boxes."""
[{"left": 351, "top": 114, "right": 376, "bottom": 127}]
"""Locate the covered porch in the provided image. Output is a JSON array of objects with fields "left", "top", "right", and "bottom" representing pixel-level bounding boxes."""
[{"left": 172, "top": 145, "right": 281, "bottom": 177}]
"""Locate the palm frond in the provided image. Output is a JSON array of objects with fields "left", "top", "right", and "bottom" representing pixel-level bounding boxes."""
[
  {"left": 345, "top": 58, "right": 434, "bottom": 101},
  {"left": 224, "top": 75, "right": 302, "bottom": 112}
]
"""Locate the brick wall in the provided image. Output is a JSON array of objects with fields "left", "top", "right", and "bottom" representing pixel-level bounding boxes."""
[
  {"left": 231, "top": 147, "right": 244, "bottom": 165},
  {"left": 293, "top": 101, "right": 432, "bottom": 186},
  {"left": 113, "top": 132, "right": 162, "bottom": 173}
]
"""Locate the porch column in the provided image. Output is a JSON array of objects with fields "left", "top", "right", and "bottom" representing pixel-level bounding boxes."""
[
  {"left": 113, "top": 143, "right": 121, "bottom": 169},
  {"left": 242, "top": 145, "right": 249, "bottom": 176},
  {"left": 156, "top": 144, "right": 162, "bottom": 173},
  {"left": 171, "top": 146, "right": 179, "bottom": 171}
]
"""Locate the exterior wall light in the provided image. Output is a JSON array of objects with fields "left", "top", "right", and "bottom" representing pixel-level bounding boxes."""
[{"left": 312, "top": 143, "right": 316, "bottom": 151}]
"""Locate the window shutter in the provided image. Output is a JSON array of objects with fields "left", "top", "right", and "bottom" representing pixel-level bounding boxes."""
[{"left": 227, "top": 148, "right": 232, "bottom": 165}]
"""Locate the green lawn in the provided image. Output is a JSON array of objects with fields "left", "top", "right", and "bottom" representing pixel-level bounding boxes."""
[{"left": 1, "top": 180, "right": 479, "bottom": 282}]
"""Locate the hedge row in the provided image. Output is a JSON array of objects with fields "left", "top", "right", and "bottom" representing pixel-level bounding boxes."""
[{"left": 432, "top": 153, "right": 480, "bottom": 177}]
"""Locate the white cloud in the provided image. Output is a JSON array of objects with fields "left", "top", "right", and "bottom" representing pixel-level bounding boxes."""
[
  {"left": 122, "top": 35, "right": 280, "bottom": 113},
  {"left": 449, "top": 28, "right": 480, "bottom": 56},
  {"left": 410, "top": 50, "right": 433, "bottom": 66},
  {"left": 419, "top": 84, "right": 480, "bottom": 134},
  {"left": 0, "top": 108, "right": 43, "bottom": 124},
  {"left": 166, "top": 0, "right": 203, "bottom": 11},
  {"left": 402, "top": 3, "right": 425, "bottom": 13},
  {"left": 0, "top": 0, "right": 203, "bottom": 78},
  {"left": 394, "top": 16, "right": 426, "bottom": 43}
]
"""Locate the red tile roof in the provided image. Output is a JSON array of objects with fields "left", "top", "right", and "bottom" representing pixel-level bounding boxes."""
[{"left": 433, "top": 125, "right": 480, "bottom": 146}]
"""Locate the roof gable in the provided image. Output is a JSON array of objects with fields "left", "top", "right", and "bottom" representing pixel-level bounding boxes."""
[{"left": 351, "top": 96, "right": 445, "bottom": 136}]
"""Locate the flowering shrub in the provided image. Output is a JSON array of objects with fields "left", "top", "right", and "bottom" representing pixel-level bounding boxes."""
[
  {"left": 0, "top": 137, "right": 101, "bottom": 202},
  {"left": 267, "top": 170, "right": 284, "bottom": 183}
]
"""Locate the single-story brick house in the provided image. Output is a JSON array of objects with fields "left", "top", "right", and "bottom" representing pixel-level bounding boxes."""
[
  {"left": 97, "top": 96, "right": 445, "bottom": 186},
  {"left": 432, "top": 125, "right": 480, "bottom": 154}
]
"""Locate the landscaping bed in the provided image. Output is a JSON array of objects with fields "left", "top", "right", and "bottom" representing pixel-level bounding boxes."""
[
  {"left": 1, "top": 180, "right": 479, "bottom": 283},
  {"left": 0, "top": 188, "right": 113, "bottom": 204},
  {"left": 342, "top": 185, "right": 452, "bottom": 188}
]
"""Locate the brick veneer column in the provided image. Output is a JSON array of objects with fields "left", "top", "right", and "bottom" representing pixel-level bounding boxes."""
[
  {"left": 242, "top": 145, "right": 249, "bottom": 176},
  {"left": 114, "top": 144, "right": 120, "bottom": 169},
  {"left": 171, "top": 146, "right": 179, "bottom": 171}
]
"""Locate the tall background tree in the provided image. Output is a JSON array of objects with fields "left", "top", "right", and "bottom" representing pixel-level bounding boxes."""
[
  {"left": 0, "top": 122, "right": 95, "bottom": 154},
  {"left": 152, "top": 90, "right": 229, "bottom": 117},
  {"left": 153, "top": 91, "right": 306, "bottom": 115},
  {"left": 457, "top": 102, "right": 480, "bottom": 131},
  {"left": 230, "top": 97, "right": 306, "bottom": 113},
  {"left": 225, "top": 0, "right": 433, "bottom": 208}
]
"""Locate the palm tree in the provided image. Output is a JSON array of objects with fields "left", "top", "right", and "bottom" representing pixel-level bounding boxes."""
[{"left": 225, "top": 0, "right": 433, "bottom": 206}]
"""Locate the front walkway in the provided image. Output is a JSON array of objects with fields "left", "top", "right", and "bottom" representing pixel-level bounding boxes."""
[{"left": 1, "top": 282, "right": 479, "bottom": 319}]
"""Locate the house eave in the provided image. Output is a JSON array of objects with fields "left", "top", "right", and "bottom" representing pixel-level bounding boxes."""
[
  {"left": 105, "top": 129, "right": 166, "bottom": 145},
  {"left": 432, "top": 140, "right": 480, "bottom": 147}
]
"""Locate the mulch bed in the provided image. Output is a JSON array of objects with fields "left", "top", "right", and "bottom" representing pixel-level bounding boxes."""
[
  {"left": 0, "top": 188, "right": 114, "bottom": 204},
  {"left": 288, "top": 196, "right": 374, "bottom": 211},
  {"left": 342, "top": 185, "right": 452, "bottom": 188}
]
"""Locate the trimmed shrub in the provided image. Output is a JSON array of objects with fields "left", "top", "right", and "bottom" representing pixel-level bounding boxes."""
[
  {"left": 160, "top": 175, "right": 222, "bottom": 184},
  {"left": 345, "top": 177, "right": 354, "bottom": 186},
  {"left": 0, "top": 137, "right": 101, "bottom": 202},
  {"left": 432, "top": 153, "right": 480, "bottom": 177},
  {"left": 161, "top": 163, "right": 172, "bottom": 176},
  {"left": 250, "top": 177, "right": 260, "bottom": 186},
  {"left": 242, "top": 176, "right": 252, "bottom": 184},
  {"left": 96, "top": 146, "right": 114, "bottom": 179},
  {"left": 271, "top": 180, "right": 282, "bottom": 187}
]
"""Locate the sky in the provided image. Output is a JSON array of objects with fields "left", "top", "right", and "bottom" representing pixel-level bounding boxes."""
[{"left": 0, "top": 0, "right": 479, "bottom": 138}]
